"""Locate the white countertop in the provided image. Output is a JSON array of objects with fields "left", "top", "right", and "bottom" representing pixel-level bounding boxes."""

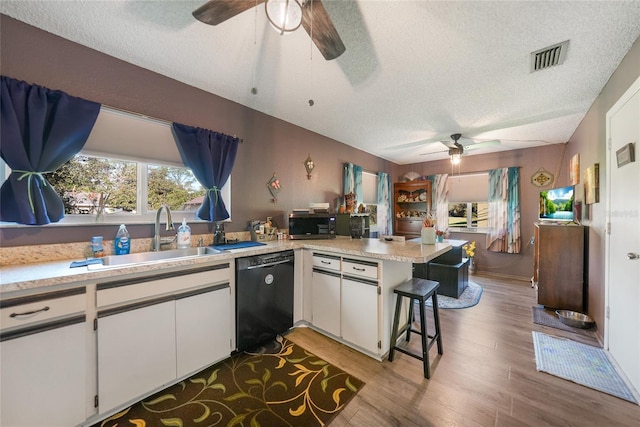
[{"left": 0, "top": 238, "right": 450, "bottom": 295}]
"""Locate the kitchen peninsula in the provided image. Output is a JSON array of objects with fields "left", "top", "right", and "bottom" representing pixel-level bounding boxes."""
[{"left": 0, "top": 237, "right": 450, "bottom": 427}]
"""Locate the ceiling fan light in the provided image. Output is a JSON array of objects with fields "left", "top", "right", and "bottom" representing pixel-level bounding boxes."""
[
  {"left": 450, "top": 153, "right": 462, "bottom": 165},
  {"left": 265, "top": 0, "right": 303, "bottom": 35}
]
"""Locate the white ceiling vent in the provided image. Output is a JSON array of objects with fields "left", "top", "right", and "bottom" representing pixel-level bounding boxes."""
[{"left": 530, "top": 40, "right": 569, "bottom": 72}]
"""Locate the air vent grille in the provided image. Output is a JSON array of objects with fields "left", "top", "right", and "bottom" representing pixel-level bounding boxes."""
[{"left": 530, "top": 40, "right": 569, "bottom": 72}]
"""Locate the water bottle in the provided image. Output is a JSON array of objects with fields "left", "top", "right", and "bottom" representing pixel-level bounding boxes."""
[
  {"left": 114, "top": 224, "right": 130, "bottom": 255},
  {"left": 177, "top": 218, "right": 191, "bottom": 249}
]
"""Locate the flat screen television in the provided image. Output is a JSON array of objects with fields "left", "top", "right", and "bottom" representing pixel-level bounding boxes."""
[{"left": 539, "top": 185, "right": 574, "bottom": 222}]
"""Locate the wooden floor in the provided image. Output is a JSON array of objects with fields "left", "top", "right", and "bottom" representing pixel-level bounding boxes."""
[{"left": 286, "top": 274, "right": 640, "bottom": 426}]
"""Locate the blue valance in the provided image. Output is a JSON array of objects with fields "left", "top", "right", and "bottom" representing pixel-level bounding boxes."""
[
  {"left": 0, "top": 76, "right": 101, "bottom": 225},
  {"left": 172, "top": 123, "right": 240, "bottom": 222}
]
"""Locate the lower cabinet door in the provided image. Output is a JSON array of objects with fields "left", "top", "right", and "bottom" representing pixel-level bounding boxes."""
[
  {"left": 98, "top": 301, "right": 177, "bottom": 413},
  {"left": 176, "top": 286, "right": 231, "bottom": 378},
  {"left": 311, "top": 269, "right": 341, "bottom": 337},
  {"left": 341, "top": 276, "right": 379, "bottom": 354},
  {"left": 0, "top": 321, "right": 87, "bottom": 427}
]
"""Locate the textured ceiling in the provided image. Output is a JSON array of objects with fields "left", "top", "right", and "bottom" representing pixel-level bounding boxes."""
[{"left": 2, "top": 0, "right": 640, "bottom": 164}]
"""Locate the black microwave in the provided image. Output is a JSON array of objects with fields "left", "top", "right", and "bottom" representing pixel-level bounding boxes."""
[{"left": 288, "top": 212, "right": 336, "bottom": 240}]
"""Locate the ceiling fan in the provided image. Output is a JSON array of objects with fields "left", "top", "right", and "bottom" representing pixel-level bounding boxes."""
[
  {"left": 422, "top": 133, "right": 501, "bottom": 163},
  {"left": 192, "top": 0, "right": 346, "bottom": 60}
]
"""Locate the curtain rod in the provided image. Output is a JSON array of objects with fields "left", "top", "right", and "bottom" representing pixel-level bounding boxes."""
[{"left": 101, "top": 105, "right": 244, "bottom": 143}]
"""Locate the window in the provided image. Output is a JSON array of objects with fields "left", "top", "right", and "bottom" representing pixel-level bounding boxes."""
[
  {"left": 0, "top": 106, "right": 232, "bottom": 225},
  {"left": 40, "top": 154, "right": 211, "bottom": 223},
  {"left": 448, "top": 202, "right": 489, "bottom": 228},
  {"left": 448, "top": 172, "right": 489, "bottom": 229},
  {"left": 362, "top": 171, "right": 379, "bottom": 205}
]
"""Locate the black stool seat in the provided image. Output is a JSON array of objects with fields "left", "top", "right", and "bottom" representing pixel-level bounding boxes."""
[{"left": 388, "top": 278, "right": 443, "bottom": 379}]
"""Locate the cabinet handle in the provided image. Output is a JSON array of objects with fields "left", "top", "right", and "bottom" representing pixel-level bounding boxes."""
[
  {"left": 352, "top": 266, "right": 366, "bottom": 272},
  {"left": 9, "top": 306, "right": 50, "bottom": 318},
  {"left": 320, "top": 260, "right": 331, "bottom": 264}
]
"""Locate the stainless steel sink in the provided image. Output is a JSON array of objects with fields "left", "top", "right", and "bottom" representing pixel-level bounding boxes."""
[{"left": 92, "top": 246, "right": 223, "bottom": 268}]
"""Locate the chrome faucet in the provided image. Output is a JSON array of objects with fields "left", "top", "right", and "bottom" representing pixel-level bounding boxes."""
[{"left": 153, "top": 205, "right": 176, "bottom": 251}]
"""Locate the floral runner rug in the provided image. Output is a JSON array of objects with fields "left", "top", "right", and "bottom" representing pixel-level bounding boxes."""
[{"left": 96, "top": 336, "right": 364, "bottom": 427}]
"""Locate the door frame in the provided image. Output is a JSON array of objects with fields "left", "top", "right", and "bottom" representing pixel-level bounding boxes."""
[{"left": 604, "top": 74, "right": 640, "bottom": 350}]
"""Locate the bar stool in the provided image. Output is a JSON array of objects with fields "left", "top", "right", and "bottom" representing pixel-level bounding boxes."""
[{"left": 388, "top": 278, "right": 443, "bottom": 379}]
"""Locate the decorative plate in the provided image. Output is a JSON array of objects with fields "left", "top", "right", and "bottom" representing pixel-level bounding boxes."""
[{"left": 403, "top": 171, "right": 421, "bottom": 181}]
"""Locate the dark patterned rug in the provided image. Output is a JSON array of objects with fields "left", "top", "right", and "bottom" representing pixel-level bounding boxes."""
[{"left": 95, "top": 336, "right": 364, "bottom": 427}]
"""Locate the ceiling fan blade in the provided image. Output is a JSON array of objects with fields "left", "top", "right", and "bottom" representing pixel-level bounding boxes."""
[
  {"left": 420, "top": 148, "right": 448, "bottom": 156},
  {"left": 463, "top": 139, "right": 501, "bottom": 151},
  {"left": 193, "top": 0, "right": 265, "bottom": 26},
  {"left": 301, "top": 0, "right": 345, "bottom": 60}
]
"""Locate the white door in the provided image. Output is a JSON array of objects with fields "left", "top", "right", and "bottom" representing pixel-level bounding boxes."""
[
  {"left": 176, "top": 287, "right": 231, "bottom": 378},
  {"left": 0, "top": 322, "right": 87, "bottom": 427},
  {"left": 606, "top": 75, "right": 640, "bottom": 394},
  {"left": 311, "top": 269, "right": 341, "bottom": 337},
  {"left": 341, "top": 276, "right": 379, "bottom": 354},
  {"left": 98, "top": 301, "right": 177, "bottom": 413}
]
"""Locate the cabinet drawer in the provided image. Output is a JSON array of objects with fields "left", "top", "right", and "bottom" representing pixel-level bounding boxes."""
[
  {"left": 395, "top": 219, "right": 422, "bottom": 234},
  {"left": 0, "top": 288, "right": 86, "bottom": 331},
  {"left": 312, "top": 253, "right": 341, "bottom": 271},
  {"left": 342, "top": 258, "right": 378, "bottom": 280},
  {"left": 97, "top": 265, "right": 229, "bottom": 308}
]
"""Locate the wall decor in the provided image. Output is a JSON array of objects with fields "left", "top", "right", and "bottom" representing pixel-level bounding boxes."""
[
  {"left": 616, "top": 142, "right": 635, "bottom": 168},
  {"left": 584, "top": 163, "right": 600, "bottom": 205},
  {"left": 570, "top": 154, "right": 580, "bottom": 185},
  {"left": 531, "top": 168, "right": 554, "bottom": 187},
  {"left": 267, "top": 173, "right": 281, "bottom": 203},
  {"left": 304, "top": 153, "right": 315, "bottom": 179}
]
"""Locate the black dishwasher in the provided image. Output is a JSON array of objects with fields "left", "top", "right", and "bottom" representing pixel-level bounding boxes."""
[{"left": 236, "top": 250, "right": 294, "bottom": 352}]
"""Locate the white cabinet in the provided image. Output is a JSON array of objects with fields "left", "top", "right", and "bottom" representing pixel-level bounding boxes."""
[
  {"left": 311, "top": 268, "right": 342, "bottom": 337},
  {"left": 176, "top": 287, "right": 231, "bottom": 378},
  {"left": 98, "top": 300, "right": 177, "bottom": 413},
  {"left": 96, "top": 264, "right": 231, "bottom": 415},
  {"left": 310, "top": 252, "right": 382, "bottom": 356},
  {"left": 306, "top": 250, "right": 412, "bottom": 360},
  {"left": 341, "top": 275, "right": 379, "bottom": 354},
  {"left": 0, "top": 288, "right": 87, "bottom": 427}
]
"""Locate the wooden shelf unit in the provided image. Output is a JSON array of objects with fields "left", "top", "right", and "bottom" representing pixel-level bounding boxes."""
[
  {"left": 393, "top": 181, "right": 432, "bottom": 238},
  {"left": 533, "top": 223, "right": 586, "bottom": 312}
]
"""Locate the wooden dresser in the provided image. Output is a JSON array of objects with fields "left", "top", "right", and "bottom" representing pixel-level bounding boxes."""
[{"left": 534, "top": 223, "right": 586, "bottom": 312}]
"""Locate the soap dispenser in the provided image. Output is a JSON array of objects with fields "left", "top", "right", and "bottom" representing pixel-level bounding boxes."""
[
  {"left": 114, "top": 224, "right": 130, "bottom": 255},
  {"left": 177, "top": 218, "right": 191, "bottom": 249}
]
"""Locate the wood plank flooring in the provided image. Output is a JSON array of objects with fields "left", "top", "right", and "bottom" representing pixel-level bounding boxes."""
[{"left": 285, "top": 274, "right": 640, "bottom": 426}]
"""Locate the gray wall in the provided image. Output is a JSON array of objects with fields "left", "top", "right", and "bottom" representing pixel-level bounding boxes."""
[
  {"left": 564, "top": 36, "right": 640, "bottom": 342},
  {"left": 398, "top": 35, "right": 640, "bottom": 341},
  {"left": 0, "top": 15, "right": 391, "bottom": 243}
]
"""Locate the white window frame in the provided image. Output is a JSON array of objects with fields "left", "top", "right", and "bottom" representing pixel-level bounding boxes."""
[
  {"left": 448, "top": 173, "right": 490, "bottom": 234},
  {"left": 0, "top": 155, "right": 231, "bottom": 226}
]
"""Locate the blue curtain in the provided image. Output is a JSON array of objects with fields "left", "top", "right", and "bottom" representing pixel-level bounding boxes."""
[
  {"left": 0, "top": 76, "right": 101, "bottom": 225},
  {"left": 488, "top": 167, "right": 521, "bottom": 253},
  {"left": 172, "top": 122, "right": 240, "bottom": 221},
  {"left": 376, "top": 171, "right": 391, "bottom": 235},
  {"left": 343, "top": 163, "right": 363, "bottom": 204}
]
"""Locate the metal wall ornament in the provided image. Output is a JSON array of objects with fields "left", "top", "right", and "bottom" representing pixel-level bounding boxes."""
[
  {"left": 267, "top": 173, "right": 282, "bottom": 203},
  {"left": 304, "top": 154, "right": 315, "bottom": 179},
  {"left": 531, "top": 168, "right": 554, "bottom": 187}
]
